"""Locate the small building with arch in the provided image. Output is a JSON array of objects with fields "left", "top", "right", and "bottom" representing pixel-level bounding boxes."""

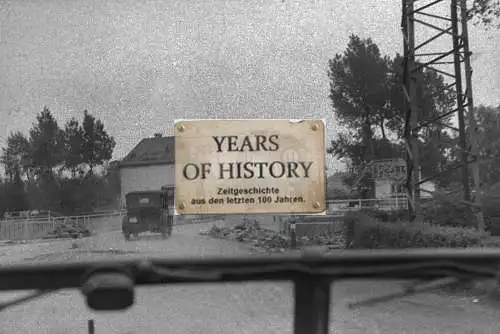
[{"left": 369, "top": 158, "right": 435, "bottom": 200}]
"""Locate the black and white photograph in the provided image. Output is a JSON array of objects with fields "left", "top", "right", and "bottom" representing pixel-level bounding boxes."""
[{"left": 1, "top": 0, "right": 500, "bottom": 333}]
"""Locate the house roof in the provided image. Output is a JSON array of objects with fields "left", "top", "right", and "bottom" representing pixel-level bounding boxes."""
[
  {"left": 119, "top": 136, "right": 175, "bottom": 168},
  {"left": 125, "top": 190, "right": 162, "bottom": 196}
]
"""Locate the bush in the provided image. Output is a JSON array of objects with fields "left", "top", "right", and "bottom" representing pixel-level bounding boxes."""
[
  {"left": 480, "top": 196, "right": 500, "bottom": 233},
  {"left": 360, "top": 208, "right": 409, "bottom": 223},
  {"left": 344, "top": 211, "right": 492, "bottom": 249},
  {"left": 420, "top": 194, "right": 500, "bottom": 233},
  {"left": 205, "top": 218, "right": 289, "bottom": 253},
  {"left": 44, "top": 221, "right": 92, "bottom": 239},
  {"left": 420, "top": 193, "right": 478, "bottom": 228}
]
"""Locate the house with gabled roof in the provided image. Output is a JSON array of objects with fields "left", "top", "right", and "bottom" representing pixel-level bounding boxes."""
[{"left": 118, "top": 133, "right": 174, "bottom": 206}]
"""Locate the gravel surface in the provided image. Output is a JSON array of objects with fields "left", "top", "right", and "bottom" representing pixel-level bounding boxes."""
[{"left": 0, "top": 222, "right": 498, "bottom": 333}]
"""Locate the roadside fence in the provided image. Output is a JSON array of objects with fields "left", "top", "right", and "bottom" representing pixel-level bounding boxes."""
[
  {"left": 0, "top": 210, "right": 125, "bottom": 241},
  {"left": 326, "top": 198, "right": 408, "bottom": 212}
]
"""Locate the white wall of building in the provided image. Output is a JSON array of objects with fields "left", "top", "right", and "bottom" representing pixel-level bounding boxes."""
[
  {"left": 119, "top": 164, "right": 174, "bottom": 206},
  {"left": 375, "top": 179, "right": 435, "bottom": 199},
  {"left": 420, "top": 181, "right": 435, "bottom": 198},
  {"left": 375, "top": 180, "right": 392, "bottom": 198}
]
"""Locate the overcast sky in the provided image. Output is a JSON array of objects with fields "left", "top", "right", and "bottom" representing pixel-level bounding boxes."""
[{"left": 1, "top": 0, "right": 499, "bottom": 173}]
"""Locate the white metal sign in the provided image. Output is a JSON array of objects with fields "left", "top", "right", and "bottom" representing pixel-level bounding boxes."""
[
  {"left": 174, "top": 119, "right": 326, "bottom": 215},
  {"left": 369, "top": 158, "right": 407, "bottom": 181}
]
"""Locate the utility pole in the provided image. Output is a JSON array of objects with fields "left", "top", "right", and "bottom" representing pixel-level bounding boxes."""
[
  {"left": 401, "top": 0, "right": 483, "bottom": 228},
  {"left": 451, "top": 0, "right": 470, "bottom": 203},
  {"left": 402, "top": 0, "right": 421, "bottom": 222},
  {"left": 460, "top": 0, "right": 484, "bottom": 230}
]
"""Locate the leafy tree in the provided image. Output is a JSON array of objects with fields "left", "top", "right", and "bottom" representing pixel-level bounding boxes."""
[
  {"left": 327, "top": 35, "right": 460, "bottom": 197},
  {"left": 327, "top": 35, "right": 403, "bottom": 197},
  {"left": 24, "top": 182, "right": 45, "bottom": 210},
  {"left": 1, "top": 107, "right": 118, "bottom": 212},
  {"left": 470, "top": 105, "right": 500, "bottom": 190},
  {"left": 328, "top": 135, "right": 403, "bottom": 168},
  {"left": 26, "top": 107, "right": 66, "bottom": 211},
  {"left": 386, "top": 55, "right": 456, "bottom": 135},
  {"left": 328, "top": 35, "right": 392, "bottom": 159},
  {"left": 8, "top": 169, "right": 28, "bottom": 211},
  {"left": 81, "top": 110, "right": 116, "bottom": 175},
  {"left": 0, "top": 177, "right": 7, "bottom": 217},
  {"left": 386, "top": 55, "right": 457, "bottom": 187},
  {"left": 29, "top": 107, "right": 65, "bottom": 181},
  {"left": 418, "top": 130, "right": 457, "bottom": 188},
  {"left": 0, "top": 170, "right": 28, "bottom": 213},
  {"left": 0, "top": 131, "right": 31, "bottom": 181},
  {"left": 63, "top": 118, "right": 85, "bottom": 177},
  {"left": 469, "top": 0, "right": 500, "bottom": 27}
]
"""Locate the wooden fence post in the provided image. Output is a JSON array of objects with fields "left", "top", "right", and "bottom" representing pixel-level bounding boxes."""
[{"left": 23, "top": 219, "right": 29, "bottom": 240}]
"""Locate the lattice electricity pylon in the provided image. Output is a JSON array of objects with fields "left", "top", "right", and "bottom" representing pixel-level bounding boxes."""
[{"left": 401, "top": 0, "right": 482, "bottom": 225}]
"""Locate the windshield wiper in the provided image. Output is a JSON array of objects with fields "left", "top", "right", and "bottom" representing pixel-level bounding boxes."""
[
  {"left": 347, "top": 276, "right": 461, "bottom": 309},
  {"left": 0, "top": 289, "right": 60, "bottom": 312},
  {"left": 347, "top": 262, "right": 500, "bottom": 309}
]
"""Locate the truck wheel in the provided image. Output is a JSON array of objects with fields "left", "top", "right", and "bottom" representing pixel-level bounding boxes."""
[{"left": 124, "top": 232, "right": 131, "bottom": 241}]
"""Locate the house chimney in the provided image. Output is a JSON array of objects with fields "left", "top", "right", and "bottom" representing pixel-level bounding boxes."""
[{"left": 154, "top": 133, "right": 162, "bottom": 138}]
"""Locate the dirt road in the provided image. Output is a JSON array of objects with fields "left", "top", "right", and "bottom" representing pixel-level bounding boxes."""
[{"left": 0, "top": 222, "right": 499, "bottom": 333}]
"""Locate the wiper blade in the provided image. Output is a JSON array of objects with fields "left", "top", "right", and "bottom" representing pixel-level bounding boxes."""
[
  {"left": 346, "top": 261, "right": 500, "bottom": 309},
  {"left": 0, "top": 289, "right": 60, "bottom": 312},
  {"left": 347, "top": 277, "right": 461, "bottom": 309},
  {"left": 137, "top": 260, "right": 223, "bottom": 281}
]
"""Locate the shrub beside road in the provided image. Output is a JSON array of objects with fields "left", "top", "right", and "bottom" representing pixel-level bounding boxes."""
[
  {"left": 343, "top": 211, "right": 499, "bottom": 249},
  {"left": 43, "top": 221, "right": 92, "bottom": 239},
  {"left": 202, "top": 217, "right": 345, "bottom": 254}
]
